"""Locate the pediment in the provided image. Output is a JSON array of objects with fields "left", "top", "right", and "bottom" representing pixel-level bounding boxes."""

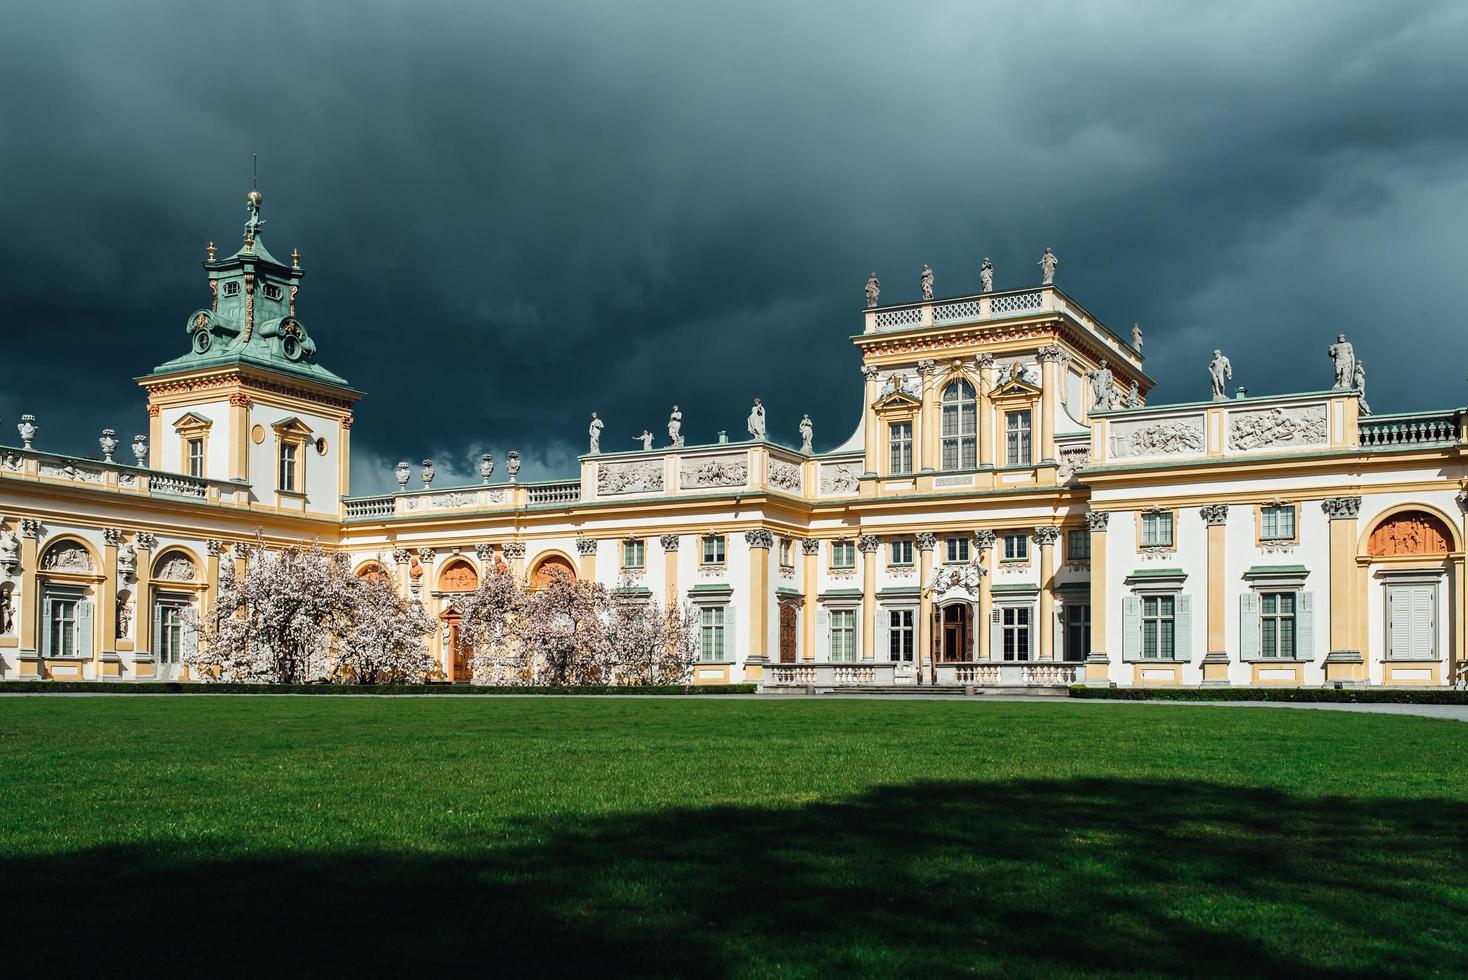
[
  {"left": 873, "top": 389, "right": 922, "bottom": 411},
  {"left": 993, "top": 377, "right": 1041, "bottom": 398},
  {"left": 172, "top": 411, "right": 214, "bottom": 432},
  {"left": 270, "top": 415, "right": 314, "bottom": 437}
]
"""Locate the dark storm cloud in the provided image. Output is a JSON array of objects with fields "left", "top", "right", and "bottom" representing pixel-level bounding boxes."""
[{"left": 2, "top": 1, "right": 1467, "bottom": 491}]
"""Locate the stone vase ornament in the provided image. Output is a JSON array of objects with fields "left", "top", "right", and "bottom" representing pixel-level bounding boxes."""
[
  {"left": 99, "top": 429, "right": 119, "bottom": 463},
  {"left": 479, "top": 453, "right": 495, "bottom": 484},
  {"left": 506, "top": 451, "right": 521, "bottom": 482},
  {"left": 420, "top": 459, "right": 435, "bottom": 490},
  {"left": 131, "top": 435, "right": 148, "bottom": 467},
  {"left": 17, "top": 415, "right": 36, "bottom": 450},
  {"left": 394, "top": 460, "right": 411, "bottom": 490}
]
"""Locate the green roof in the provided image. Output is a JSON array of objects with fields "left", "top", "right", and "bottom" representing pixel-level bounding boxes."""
[
  {"left": 1243, "top": 565, "right": 1310, "bottom": 577},
  {"left": 1126, "top": 567, "right": 1187, "bottom": 579}
]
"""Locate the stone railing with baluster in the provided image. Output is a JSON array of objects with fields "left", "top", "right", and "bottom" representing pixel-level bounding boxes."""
[
  {"left": 1359, "top": 411, "right": 1461, "bottom": 449},
  {"left": 344, "top": 495, "right": 396, "bottom": 520},
  {"left": 760, "top": 662, "right": 897, "bottom": 688},
  {"left": 0, "top": 444, "right": 249, "bottom": 506},
  {"left": 935, "top": 661, "right": 1082, "bottom": 687},
  {"left": 526, "top": 480, "right": 581, "bottom": 505}
]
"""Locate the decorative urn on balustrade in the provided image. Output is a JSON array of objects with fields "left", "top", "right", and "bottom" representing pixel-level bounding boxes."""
[
  {"left": 395, "top": 460, "right": 411, "bottom": 490},
  {"left": 479, "top": 453, "right": 495, "bottom": 484},
  {"left": 131, "top": 434, "right": 148, "bottom": 467},
  {"left": 17, "top": 415, "right": 37, "bottom": 450},
  {"left": 506, "top": 451, "right": 521, "bottom": 482},
  {"left": 420, "top": 459, "right": 435, "bottom": 490},
  {"left": 99, "top": 429, "right": 119, "bottom": 464}
]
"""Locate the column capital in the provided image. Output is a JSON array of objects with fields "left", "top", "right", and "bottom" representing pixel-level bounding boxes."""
[
  {"left": 1086, "top": 511, "right": 1110, "bottom": 531},
  {"left": 575, "top": 536, "right": 600, "bottom": 556},
  {"left": 1322, "top": 496, "right": 1361, "bottom": 520},
  {"left": 857, "top": 534, "right": 881, "bottom": 554},
  {"left": 474, "top": 543, "right": 495, "bottom": 562},
  {"left": 103, "top": 528, "right": 125, "bottom": 547},
  {"left": 1036, "top": 343, "right": 1069, "bottom": 365},
  {"left": 972, "top": 528, "right": 997, "bottom": 550},
  {"left": 915, "top": 531, "right": 938, "bottom": 552},
  {"left": 973, "top": 352, "right": 995, "bottom": 370},
  {"left": 1033, "top": 525, "right": 1061, "bottom": 546},
  {"left": 1199, "top": 503, "right": 1229, "bottom": 526},
  {"left": 392, "top": 548, "right": 411, "bottom": 565},
  {"left": 206, "top": 539, "right": 227, "bottom": 556},
  {"left": 232, "top": 540, "right": 249, "bottom": 559},
  {"left": 861, "top": 364, "right": 881, "bottom": 382},
  {"left": 134, "top": 530, "right": 157, "bottom": 550},
  {"left": 416, "top": 547, "right": 437, "bottom": 563},
  {"left": 744, "top": 529, "right": 775, "bottom": 550},
  {"left": 800, "top": 538, "right": 821, "bottom": 556},
  {"left": 502, "top": 541, "right": 527, "bottom": 559},
  {"left": 20, "top": 518, "right": 42, "bottom": 539},
  {"left": 659, "top": 533, "right": 681, "bottom": 551}
]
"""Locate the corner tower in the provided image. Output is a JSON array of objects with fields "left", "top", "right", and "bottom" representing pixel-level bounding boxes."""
[{"left": 138, "top": 187, "right": 363, "bottom": 515}]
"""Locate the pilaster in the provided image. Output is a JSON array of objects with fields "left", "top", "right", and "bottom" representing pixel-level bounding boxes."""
[
  {"left": 861, "top": 364, "right": 880, "bottom": 476},
  {"left": 18, "top": 520, "right": 39, "bottom": 656},
  {"left": 1036, "top": 345, "right": 1066, "bottom": 464},
  {"left": 916, "top": 533, "right": 935, "bottom": 675},
  {"left": 1200, "top": 504, "right": 1230, "bottom": 685},
  {"left": 575, "top": 536, "right": 599, "bottom": 581},
  {"left": 975, "top": 529, "right": 995, "bottom": 661},
  {"left": 744, "top": 529, "right": 773, "bottom": 675},
  {"left": 659, "top": 534, "right": 680, "bottom": 606},
  {"left": 504, "top": 541, "right": 527, "bottom": 580},
  {"left": 134, "top": 532, "right": 157, "bottom": 657},
  {"left": 801, "top": 539, "right": 819, "bottom": 661},
  {"left": 1084, "top": 512, "right": 1110, "bottom": 684},
  {"left": 1323, "top": 496, "right": 1364, "bottom": 684},
  {"left": 858, "top": 534, "right": 880, "bottom": 660},
  {"left": 1035, "top": 526, "right": 1060, "bottom": 659},
  {"left": 229, "top": 392, "right": 250, "bottom": 483},
  {"left": 976, "top": 354, "right": 996, "bottom": 469},
  {"left": 99, "top": 528, "right": 121, "bottom": 671},
  {"left": 917, "top": 359, "right": 937, "bottom": 473}
]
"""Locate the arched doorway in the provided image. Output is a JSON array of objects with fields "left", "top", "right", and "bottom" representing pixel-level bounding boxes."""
[
  {"left": 778, "top": 604, "right": 798, "bottom": 663},
  {"left": 438, "top": 559, "right": 480, "bottom": 682},
  {"left": 939, "top": 604, "right": 970, "bottom": 662}
]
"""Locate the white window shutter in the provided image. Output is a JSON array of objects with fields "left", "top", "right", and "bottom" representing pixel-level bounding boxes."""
[
  {"left": 816, "top": 608, "right": 829, "bottom": 661},
  {"left": 152, "top": 602, "right": 164, "bottom": 659},
  {"left": 725, "top": 606, "right": 736, "bottom": 661},
  {"left": 1296, "top": 591, "right": 1313, "bottom": 660},
  {"left": 1239, "top": 593, "right": 1260, "bottom": 660},
  {"left": 1028, "top": 604, "right": 1037, "bottom": 660},
  {"left": 78, "top": 600, "right": 94, "bottom": 659},
  {"left": 876, "top": 608, "right": 890, "bottom": 661},
  {"left": 1412, "top": 586, "right": 1436, "bottom": 660},
  {"left": 182, "top": 616, "right": 199, "bottom": 662},
  {"left": 988, "top": 608, "right": 1001, "bottom": 662},
  {"left": 1175, "top": 595, "right": 1192, "bottom": 660},
  {"left": 1122, "top": 596, "right": 1140, "bottom": 660},
  {"left": 40, "top": 596, "right": 53, "bottom": 657}
]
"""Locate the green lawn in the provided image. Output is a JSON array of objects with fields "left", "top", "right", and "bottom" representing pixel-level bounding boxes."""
[{"left": 1, "top": 697, "right": 1464, "bottom": 977}]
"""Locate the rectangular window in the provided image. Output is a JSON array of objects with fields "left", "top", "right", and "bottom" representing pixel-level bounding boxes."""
[
  {"left": 1003, "top": 533, "right": 1028, "bottom": 561},
  {"left": 779, "top": 539, "right": 793, "bottom": 567},
  {"left": 889, "top": 539, "right": 914, "bottom": 566},
  {"left": 1141, "top": 594, "right": 1176, "bottom": 659},
  {"left": 1065, "top": 603, "right": 1091, "bottom": 660},
  {"left": 830, "top": 540, "right": 856, "bottom": 569},
  {"left": 1141, "top": 512, "right": 1174, "bottom": 548},
  {"left": 889, "top": 609, "right": 914, "bottom": 662},
  {"left": 945, "top": 537, "right": 970, "bottom": 563},
  {"left": 49, "top": 598, "right": 78, "bottom": 658},
  {"left": 1259, "top": 591, "right": 1296, "bottom": 659},
  {"left": 699, "top": 606, "right": 726, "bottom": 661},
  {"left": 622, "top": 539, "right": 645, "bottom": 569},
  {"left": 701, "top": 535, "right": 726, "bottom": 565},
  {"left": 830, "top": 609, "right": 857, "bottom": 662},
  {"left": 888, "top": 422, "right": 913, "bottom": 474},
  {"left": 278, "top": 441, "right": 298, "bottom": 493},
  {"left": 1005, "top": 411, "right": 1032, "bottom": 466},
  {"left": 1261, "top": 505, "right": 1296, "bottom": 541},
  {"left": 1387, "top": 584, "right": 1437, "bottom": 661},
  {"left": 1067, "top": 529, "right": 1090, "bottom": 562},
  {"left": 187, "top": 438, "right": 204, "bottom": 479},
  {"left": 159, "top": 604, "right": 186, "bottom": 664},
  {"left": 1001, "top": 606, "right": 1031, "bottom": 661}
]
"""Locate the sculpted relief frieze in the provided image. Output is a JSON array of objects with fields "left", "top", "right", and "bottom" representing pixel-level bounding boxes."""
[
  {"left": 820, "top": 461, "right": 860, "bottom": 496},
  {"left": 768, "top": 458, "right": 802, "bottom": 493},
  {"left": 1108, "top": 416, "right": 1205, "bottom": 459},
  {"left": 598, "top": 460, "right": 664, "bottom": 496},
  {"left": 1227, "top": 405, "right": 1327, "bottom": 451},
  {"left": 679, "top": 454, "right": 748, "bottom": 490}
]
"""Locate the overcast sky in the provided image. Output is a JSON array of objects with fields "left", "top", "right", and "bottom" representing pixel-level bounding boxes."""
[{"left": 2, "top": 1, "right": 1466, "bottom": 492}]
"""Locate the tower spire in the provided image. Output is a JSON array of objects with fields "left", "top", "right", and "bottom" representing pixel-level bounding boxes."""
[{"left": 243, "top": 154, "right": 265, "bottom": 249}]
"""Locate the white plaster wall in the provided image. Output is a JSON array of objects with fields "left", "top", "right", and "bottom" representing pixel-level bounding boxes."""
[{"left": 161, "top": 400, "right": 231, "bottom": 478}]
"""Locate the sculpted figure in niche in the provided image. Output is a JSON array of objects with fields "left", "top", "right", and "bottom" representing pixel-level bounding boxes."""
[
  {"left": 668, "top": 406, "right": 684, "bottom": 448},
  {"left": 635, "top": 430, "right": 654, "bottom": 451},
  {"left": 799, "top": 414, "right": 814, "bottom": 453},
  {"left": 0, "top": 527, "right": 18, "bottom": 570},
  {"left": 588, "top": 413, "right": 603, "bottom": 454},
  {"left": 1131, "top": 323, "right": 1143, "bottom": 352},
  {"left": 747, "top": 399, "right": 766, "bottom": 440},
  {"left": 1208, "top": 349, "right": 1233, "bottom": 401},
  {"left": 979, "top": 257, "right": 994, "bottom": 293},
  {"left": 1038, "top": 247, "right": 1058, "bottom": 285},
  {"left": 116, "top": 597, "right": 131, "bottom": 638},
  {"left": 1088, "top": 359, "right": 1115, "bottom": 411},
  {"left": 117, "top": 543, "right": 137, "bottom": 578},
  {"left": 864, "top": 272, "right": 880, "bottom": 309},
  {"left": 1328, "top": 333, "right": 1356, "bottom": 390},
  {"left": 919, "top": 264, "right": 934, "bottom": 301}
]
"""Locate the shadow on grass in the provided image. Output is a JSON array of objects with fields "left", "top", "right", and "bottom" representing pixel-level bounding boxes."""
[{"left": 6, "top": 778, "right": 1466, "bottom": 977}]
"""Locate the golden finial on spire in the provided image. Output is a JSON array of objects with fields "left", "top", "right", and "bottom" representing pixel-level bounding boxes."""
[
  {"left": 206, "top": 241, "right": 216, "bottom": 261},
  {"left": 291, "top": 247, "right": 300, "bottom": 269}
]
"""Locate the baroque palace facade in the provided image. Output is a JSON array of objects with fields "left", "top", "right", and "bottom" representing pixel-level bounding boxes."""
[{"left": 2, "top": 191, "right": 1465, "bottom": 689}]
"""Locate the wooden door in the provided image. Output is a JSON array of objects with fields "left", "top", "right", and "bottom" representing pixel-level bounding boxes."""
[
  {"left": 448, "top": 621, "right": 471, "bottom": 681},
  {"left": 779, "top": 605, "right": 798, "bottom": 663},
  {"left": 941, "top": 605, "right": 969, "bottom": 662}
]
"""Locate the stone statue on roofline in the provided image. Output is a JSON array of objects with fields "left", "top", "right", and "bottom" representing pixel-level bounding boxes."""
[
  {"left": 1088, "top": 359, "right": 1115, "bottom": 411},
  {"left": 799, "top": 414, "right": 814, "bottom": 453},
  {"left": 1329, "top": 333, "right": 1356, "bottom": 390},
  {"left": 747, "top": 399, "right": 766, "bottom": 440},
  {"left": 668, "top": 406, "right": 684, "bottom": 448},
  {"left": 920, "top": 264, "right": 934, "bottom": 301},
  {"left": 1126, "top": 380, "right": 1141, "bottom": 408},
  {"left": 1039, "top": 247, "right": 1058, "bottom": 285},
  {"left": 1131, "top": 323, "right": 1143, "bottom": 352},
  {"left": 1354, "top": 361, "right": 1371, "bottom": 415},
  {"left": 635, "top": 430, "right": 654, "bottom": 451},
  {"left": 1209, "top": 349, "right": 1233, "bottom": 401},
  {"left": 588, "top": 412, "right": 603, "bottom": 454},
  {"left": 864, "top": 273, "right": 880, "bottom": 309},
  {"left": 979, "top": 258, "right": 994, "bottom": 294}
]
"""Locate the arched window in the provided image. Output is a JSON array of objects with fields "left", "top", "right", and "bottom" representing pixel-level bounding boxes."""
[{"left": 941, "top": 380, "right": 977, "bottom": 470}]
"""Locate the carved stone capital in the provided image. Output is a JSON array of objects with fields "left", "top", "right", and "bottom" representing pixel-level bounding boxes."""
[
  {"left": 973, "top": 352, "right": 995, "bottom": 371},
  {"left": 1199, "top": 504, "right": 1229, "bottom": 526},
  {"left": 915, "top": 358, "right": 937, "bottom": 378},
  {"left": 103, "top": 528, "right": 125, "bottom": 547},
  {"left": 232, "top": 541, "right": 249, "bottom": 559},
  {"left": 416, "top": 547, "right": 436, "bottom": 564},
  {"left": 1086, "top": 511, "right": 1110, "bottom": 531},
  {"left": 972, "top": 528, "right": 997, "bottom": 550},
  {"left": 744, "top": 529, "right": 775, "bottom": 550},
  {"left": 502, "top": 542, "right": 527, "bottom": 559},
  {"left": 1457, "top": 489, "right": 1468, "bottom": 515},
  {"left": 475, "top": 543, "right": 495, "bottom": 562},
  {"left": 1036, "top": 344, "right": 1068, "bottom": 365},
  {"left": 1321, "top": 496, "right": 1362, "bottom": 521},
  {"left": 800, "top": 538, "right": 821, "bottom": 556},
  {"left": 659, "top": 533, "right": 681, "bottom": 552},
  {"left": 206, "top": 539, "right": 226, "bottom": 557},
  {"left": 857, "top": 534, "right": 881, "bottom": 554},
  {"left": 861, "top": 364, "right": 881, "bottom": 383},
  {"left": 1033, "top": 526, "right": 1061, "bottom": 546},
  {"left": 915, "top": 531, "right": 938, "bottom": 552},
  {"left": 392, "top": 548, "right": 411, "bottom": 565},
  {"left": 134, "top": 531, "right": 157, "bottom": 550},
  {"left": 575, "top": 537, "right": 599, "bottom": 556},
  {"left": 19, "top": 519, "right": 42, "bottom": 539}
]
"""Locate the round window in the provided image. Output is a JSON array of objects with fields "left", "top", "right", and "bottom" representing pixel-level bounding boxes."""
[
  {"left": 192, "top": 330, "right": 211, "bottom": 354},
  {"left": 315, "top": 437, "right": 328, "bottom": 456},
  {"left": 282, "top": 335, "right": 301, "bottom": 360}
]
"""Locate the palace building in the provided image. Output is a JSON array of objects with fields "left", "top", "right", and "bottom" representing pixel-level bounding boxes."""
[{"left": 2, "top": 190, "right": 1465, "bottom": 689}]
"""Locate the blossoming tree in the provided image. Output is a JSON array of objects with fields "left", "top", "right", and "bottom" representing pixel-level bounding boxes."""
[
  {"left": 337, "top": 574, "right": 438, "bottom": 684},
  {"left": 604, "top": 584, "right": 700, "bottom": 685}
]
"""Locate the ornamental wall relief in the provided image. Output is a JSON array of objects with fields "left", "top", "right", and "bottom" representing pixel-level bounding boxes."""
[
  {"left": 41, "top": 542, "right": 94, "bottom": 572},
  {"left": 768, "top": 458, "right": 802, "bottom": 493},
  {"left": 1368, "top": 511, "right": 1452, "bottom": 557},
  {"left": 41, "top": 460, "right": 103, "bottom": 484},
  {"left": 154, "top": 554, "right": 197, "bottom": 582},
  {"left": 1057, "top": 446, "right": 1091, "bottom": 482},
  {"left": 1108, "top": 416, "right": 1205, "bottom": 458},
  {"left": 1227, "top": 405, "right": 1327, "bottom": 451},
  {"left": 820, "top": 462, "right": 860, "bottom": 496},
  {"left": 597, "top": 460, "right": 664, "bottom": 496},
  {"left": 680, "top": 454, "right": 748, "bottom": 490}
]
